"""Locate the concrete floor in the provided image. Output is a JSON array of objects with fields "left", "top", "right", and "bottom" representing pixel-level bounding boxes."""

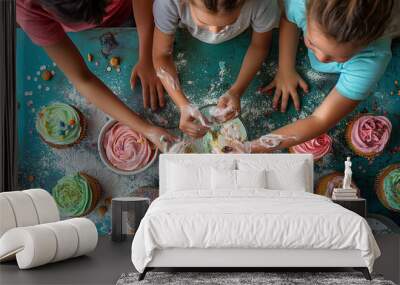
[
  {"left": 1, "top": 235, "right": 398, "bottom": 285},
  {"left": 0, "top": 237, "right": 134, "bottom": 285}
]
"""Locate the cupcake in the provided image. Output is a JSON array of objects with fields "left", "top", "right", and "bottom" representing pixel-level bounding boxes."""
[
  {"left": 52, "top": 172, "right": 102, "bottom": 217},
  {"left": 346, "top": 114, "right": 392, "bottom": 158},
  {"left": 375, "top": 164, "right": 400, "bottom": 212},
  {"left": 316, "top": 172, "right": 360, "bottom": 198},
  {"left": 36, "top": 103, "right": 87, "bottom": 149},
  {"left": 289, "top": 134, "right": 332, "bottom": 161},
  {"left": 101, "top": 121, "right": 156, "bottom": 172}
]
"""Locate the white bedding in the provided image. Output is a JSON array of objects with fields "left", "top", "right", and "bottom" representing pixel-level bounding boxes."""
[{"left": 131, "top": 190, "right": 380, "bottom": 273}]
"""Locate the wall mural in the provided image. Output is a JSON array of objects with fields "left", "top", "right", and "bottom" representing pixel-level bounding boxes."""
[{"left": 17, "top": 28, "right": 400, "bottom": 235}]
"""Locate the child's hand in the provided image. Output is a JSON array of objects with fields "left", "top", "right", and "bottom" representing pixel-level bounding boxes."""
[
  {"left": 179, "top": 104, "right": 210, "bottom": 138},
  {"left": 215, "top": 91, "right": 241, "bottom": 122},
  {"left": 144, "top": 126, "right": 178, "bottom": 153},
  {"left": 261, "top": 69, "right": 309, "bottom": 112},
  {"left": 131, "top": 59, "right": 165, "bottom": 111}
]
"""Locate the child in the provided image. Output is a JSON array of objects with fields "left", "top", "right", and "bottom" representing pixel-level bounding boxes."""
[
  {"left": 17, "top": 0, "right": 176, "bottom": 150},
  {"left": 153, "top": 0, "right": 280, "bottom": 138},
  {"left": 245, "top": 0, "right": 395, "bottom": 153}
]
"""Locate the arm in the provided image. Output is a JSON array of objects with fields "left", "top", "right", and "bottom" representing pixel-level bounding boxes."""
[
  {"left": 131, "top": 0, "right": 165, "bottom": 111},
  {"left": 250, "top": 89, "right": 359, "bottom": 152},
  {"left": 262, "top": 16, "right": 309, "bottom": 112},
  {"left": 153, "top": 27, "right": 209, "bottom": 138},
  {"left": 44, "top": 36, "right": 176, "bottom": 150},
  {"left": 232, "top": 30, "right": 272, "bottom": 96},
  {"left": 216, "top": 30, "right": 272, "bottom": 122}
]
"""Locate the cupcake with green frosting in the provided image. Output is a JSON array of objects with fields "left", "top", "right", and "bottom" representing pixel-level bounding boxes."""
[
  {"left": 52, "top": 172, "right": 102, "bottom": 217},
  {"left": 376, "top": 164, "right": 400, "bottom": 212},
  {"left": 36, "top": 103, "right": 87, "bottom": 148}
]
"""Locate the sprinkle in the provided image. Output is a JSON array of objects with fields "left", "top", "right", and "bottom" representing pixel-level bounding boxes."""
[
  {"left": 33, "top": 77, "right": 38, "bottom": 82},
  {"left": 40, "top": 65, "right": 46, "bottom": 71},
  {"left": 69, "top": 119, "right": 76, "bottom": 126},
  {"left": 390, "top": 91, "right": 395, "bottom": 96},
  {"left": 395, "top": 80, "right": 399, "bottom": 86},
  {"left": 51, "top": 70, "right": 56, "bottom": 75},
  {"left": 27, "top": 100, "right": 33, "bottom": 107},
  {"left": 106, "top": 66, "right": 112, "bottom": 72},
  {"left": 116, "top": 67, "right": 121, "bottom": 73},
  {"left": 187, "top": 81, "right": 193, "bottom": 85},
  {"left": 45, "top": 87, "right": 50, "bottom": 91},
  {"left": 95, "top": 61, "right": 100, "bottom": 67},
  {"left": 53, "top": 62, "right": 57, "bottom": 67},
  {"left": 87, "top": 53, "right": 94, "bottom": 62},
  {"left": 136, "top": 137, "right": 145, "bottom": 144},
  {"left": 26, "top": 75, "right": 31, "bottom": 80},
  {"left": 109, "top": 56, "right": 120, "bottom": 67},
  {"left": 36, "top": 71, "right": 40, "bottom": 76},
  {"left": 41, "top": 70, "right": 53, "bottom": 81},
  {"left": 24, "top": 91, "right": 33, "bottom": 96},
  {"left": 37, "top": 85, "right": 42, "bottom": 90}
]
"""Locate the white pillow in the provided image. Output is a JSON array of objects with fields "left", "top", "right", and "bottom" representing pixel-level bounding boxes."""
[
  {"left": 238, "top": 160, "right": 308, "bottom": 191},
  {"left": 211, "top": 168, "right": 236, "bottom": 190},
  {"left": 167, "top": 160, "right": 235, "bottom": 191},
  {"left": 211, "top": 169, "right": 268, "bottom": 191},
  {"left": 236, "top": 169, "right": 267, "bottom": 189}
]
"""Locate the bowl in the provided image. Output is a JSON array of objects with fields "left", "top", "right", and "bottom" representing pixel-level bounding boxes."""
[{"left": 98, "top": 119, "right": 158, "bottom": 175}]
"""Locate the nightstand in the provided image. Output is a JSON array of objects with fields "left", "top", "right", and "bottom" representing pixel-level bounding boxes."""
[
  {"left": 332, "top": 198, "right": 367, "bottom": 218},
  {"left": 111, "top": 197, "right": 150, "bottom": 242}
]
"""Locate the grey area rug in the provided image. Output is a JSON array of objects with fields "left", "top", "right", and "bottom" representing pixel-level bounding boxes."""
[{"left": 116, "top": 272, "right": 395, "bottom": 285}]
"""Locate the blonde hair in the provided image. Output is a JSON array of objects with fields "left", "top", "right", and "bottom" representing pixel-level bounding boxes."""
[{"left": 307, "top": 0, "right": 394, "bottom": 45}]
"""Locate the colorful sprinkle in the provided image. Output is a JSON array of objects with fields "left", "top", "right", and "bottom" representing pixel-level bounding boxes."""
[
  {"left": 87, "top": 53, "right": 94, "bottom": 62},
  {"left": 109, "top": 56, "right": 120, "bottom": 67},
  {"left": 69, "top": 119, "right": 76, "bottom": 126}
]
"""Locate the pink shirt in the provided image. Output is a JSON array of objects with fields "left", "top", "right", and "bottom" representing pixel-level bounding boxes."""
[{"left": 17, "top": 0, "right": 132, "bottom": 46}]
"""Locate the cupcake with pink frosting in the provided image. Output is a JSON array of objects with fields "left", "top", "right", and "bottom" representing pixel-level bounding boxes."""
[
  {"left": 289, "top": 134, "right": 332, "bottom": 161},
  {"left": 346, "top": 114, "right": 392, "bottom": 158},
  {"left": 99, "top": 121, "right": 157, "bottom": 174}
]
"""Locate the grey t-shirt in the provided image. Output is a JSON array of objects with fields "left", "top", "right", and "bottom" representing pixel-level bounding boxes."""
[{"left": 154, "top": 0, "right": 280, "bottom": 44}]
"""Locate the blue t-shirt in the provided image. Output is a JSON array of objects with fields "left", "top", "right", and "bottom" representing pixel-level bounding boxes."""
[{"left": 284, "top": 0, "right": 392, "bottom": 101}]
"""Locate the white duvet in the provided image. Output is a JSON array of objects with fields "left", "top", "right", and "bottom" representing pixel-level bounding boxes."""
[{"left": 131, "top": 190, "right": 380, "bottom": 273}]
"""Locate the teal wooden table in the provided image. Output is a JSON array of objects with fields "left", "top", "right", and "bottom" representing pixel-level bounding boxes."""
[{"left": 17, "top": 28, "right": 400, "bottom": 235}]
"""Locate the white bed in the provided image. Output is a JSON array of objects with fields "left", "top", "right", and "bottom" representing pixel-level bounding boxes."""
[{"left": 131, "top": 154, "right": 380, "bottom": 281}]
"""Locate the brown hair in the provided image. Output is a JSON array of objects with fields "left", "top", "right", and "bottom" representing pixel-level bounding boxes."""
[
  {"left": 189, "top": 0, "right": 245, "bottom": 13},
  {"left": 307, "top": 0, "right": 394, "bottom": 45}
]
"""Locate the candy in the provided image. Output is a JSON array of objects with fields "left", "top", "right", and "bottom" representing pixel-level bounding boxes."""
[
  {"left": 87, "top": 53, "right": 94, "bottom": 62},
  {"left": 69, "top": 119, "right": 76, "bottom": 126},
  {"left": 109, "top": 56, "right": 120, "bottom": 67},
  {"left": 41, "top": 70, "right": 53, "bottom": 81}
]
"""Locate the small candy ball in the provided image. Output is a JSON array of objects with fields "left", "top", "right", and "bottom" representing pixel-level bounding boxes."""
[{"left": 41, "top": 70, "right": 53, "bottom": 81}]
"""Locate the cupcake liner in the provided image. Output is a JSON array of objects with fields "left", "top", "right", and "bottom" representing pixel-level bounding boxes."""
[
  {"left": 345, "top": 114, "right": 383, "bottom": 159},
  {"left": 79, "top": 172, "right": 102, "bottom": 216},
  {"left": 40, "top": 106, "right": 87, "bottom": 149},
  {"left": 375, "top": 164, "right": 400, "bottom": 212}
]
